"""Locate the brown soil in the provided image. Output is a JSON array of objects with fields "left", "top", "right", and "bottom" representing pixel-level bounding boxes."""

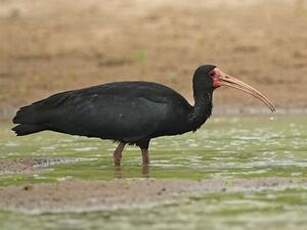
[
  {"left": 0, "top": 177, "right": 305, "bottom": 213},
  {"left": 1, "top": 0, "right": 307, "bottom": 115},
  {"left": 0, "top": 157, "right": 88, "bottom": 175},
  {"left": 0, "top": 158, "right": 35, "bottom": 175}
]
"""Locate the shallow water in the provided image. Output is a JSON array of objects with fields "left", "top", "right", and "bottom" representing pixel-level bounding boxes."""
[
  {"left": 0, "top": 115, "right": 307, "bottom": 229},
  {"left": 1, "top": 116, "right": 307, "bottom": 184}
]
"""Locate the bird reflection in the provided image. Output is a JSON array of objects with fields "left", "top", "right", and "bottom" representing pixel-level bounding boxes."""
[
  {"left": 141, "top": 164, "right": 150, "bottom": 177},
  {"left": 113, "top": 165, "right": 150, "bottom": 179},
  {"left": 113, "top": 165, "right": 123, "bottom": 178}
]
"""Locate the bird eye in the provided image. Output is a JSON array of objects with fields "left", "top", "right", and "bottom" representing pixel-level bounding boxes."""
[{"left": 209, "top": 70, "right": 216, "bottom": 77}]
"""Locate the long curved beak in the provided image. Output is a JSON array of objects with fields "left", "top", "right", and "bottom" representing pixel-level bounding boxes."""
[{"left": 218, "top": 71, "right": 276, "bottom": 112}]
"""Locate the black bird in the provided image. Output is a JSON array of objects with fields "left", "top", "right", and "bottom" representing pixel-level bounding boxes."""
[{"left": 12, "top": 65, "right": 275, "bottom": 165}]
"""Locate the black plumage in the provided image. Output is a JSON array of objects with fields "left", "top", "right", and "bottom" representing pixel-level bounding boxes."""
[
  {"left": 12, "top": 65, "right": 218, "bottom": 165},
  {"left": 12, "top": 64, "right": 276, "bottom": 165}
]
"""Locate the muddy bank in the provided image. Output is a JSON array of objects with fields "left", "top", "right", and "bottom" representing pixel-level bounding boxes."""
[
  {"left": 0, "top": 158, "right": 93, "bottom": 175},
  {"left": 1, "top": 0, "right": 307, "bottom": 109},
  {"left": 0, "top": 177, "right": 306, "bottom": 213},
  {"left": 0, "top": 158, "right": 35, "bottom": 175}
]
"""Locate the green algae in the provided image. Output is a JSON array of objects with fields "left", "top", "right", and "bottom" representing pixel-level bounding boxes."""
[{"left": 1, "top": 116, "right": 307, "bottom": 185}]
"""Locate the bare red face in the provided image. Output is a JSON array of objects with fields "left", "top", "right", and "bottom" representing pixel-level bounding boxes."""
[
  {"left": 209, "top": 67, "right": 276, "bottom": 112},
  {"left": 209, "top": 68, "right": 222, "bottom": 89}
]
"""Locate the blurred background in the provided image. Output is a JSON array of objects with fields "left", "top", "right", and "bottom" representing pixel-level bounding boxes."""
[
  {"left": 1, "top": 2, "right": 307, "bottom": 229},
  {"left": 1, "top": 0, "right": 307, "bottom": 117}
]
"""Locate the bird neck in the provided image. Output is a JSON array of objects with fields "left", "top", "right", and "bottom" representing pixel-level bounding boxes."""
[{"left": 188, "top": 88, "right": 213, "bottom": 130}]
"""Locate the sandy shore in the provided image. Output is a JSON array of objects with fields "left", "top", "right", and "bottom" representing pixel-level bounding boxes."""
[
  {"left": 1, "top": 0, "right": 307, "bottom": 111},
  {"left": 0, "top": 157, "right": 94, "bottom": 175},
  {"left": 0, "top": 177, "right": 305, "bottom": 214}
]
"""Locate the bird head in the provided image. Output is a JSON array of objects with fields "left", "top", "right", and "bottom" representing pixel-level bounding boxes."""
[{"left": 197, "top": 65, "right": 276, "bottom": 112}]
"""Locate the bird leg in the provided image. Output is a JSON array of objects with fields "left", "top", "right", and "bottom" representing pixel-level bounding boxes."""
[
  {"left": 141, "top": 148, "right": 150, "bottom": 165},
  {"left": 113, "top": 142, "right": 125, "bottom": 166},
  {"left": 136, "top": 140, "right": 150, "bottom": 165}
]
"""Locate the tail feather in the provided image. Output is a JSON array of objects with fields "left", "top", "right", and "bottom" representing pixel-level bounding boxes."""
[
  {"left": 12, "top": 103, "right": 47, "bottom": 136},
  {"left": 13, "top": 105, "right": 38, "bottom": 124},
  {"left": 12, "top": 124, "right": 45, "bottom": 136}
]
